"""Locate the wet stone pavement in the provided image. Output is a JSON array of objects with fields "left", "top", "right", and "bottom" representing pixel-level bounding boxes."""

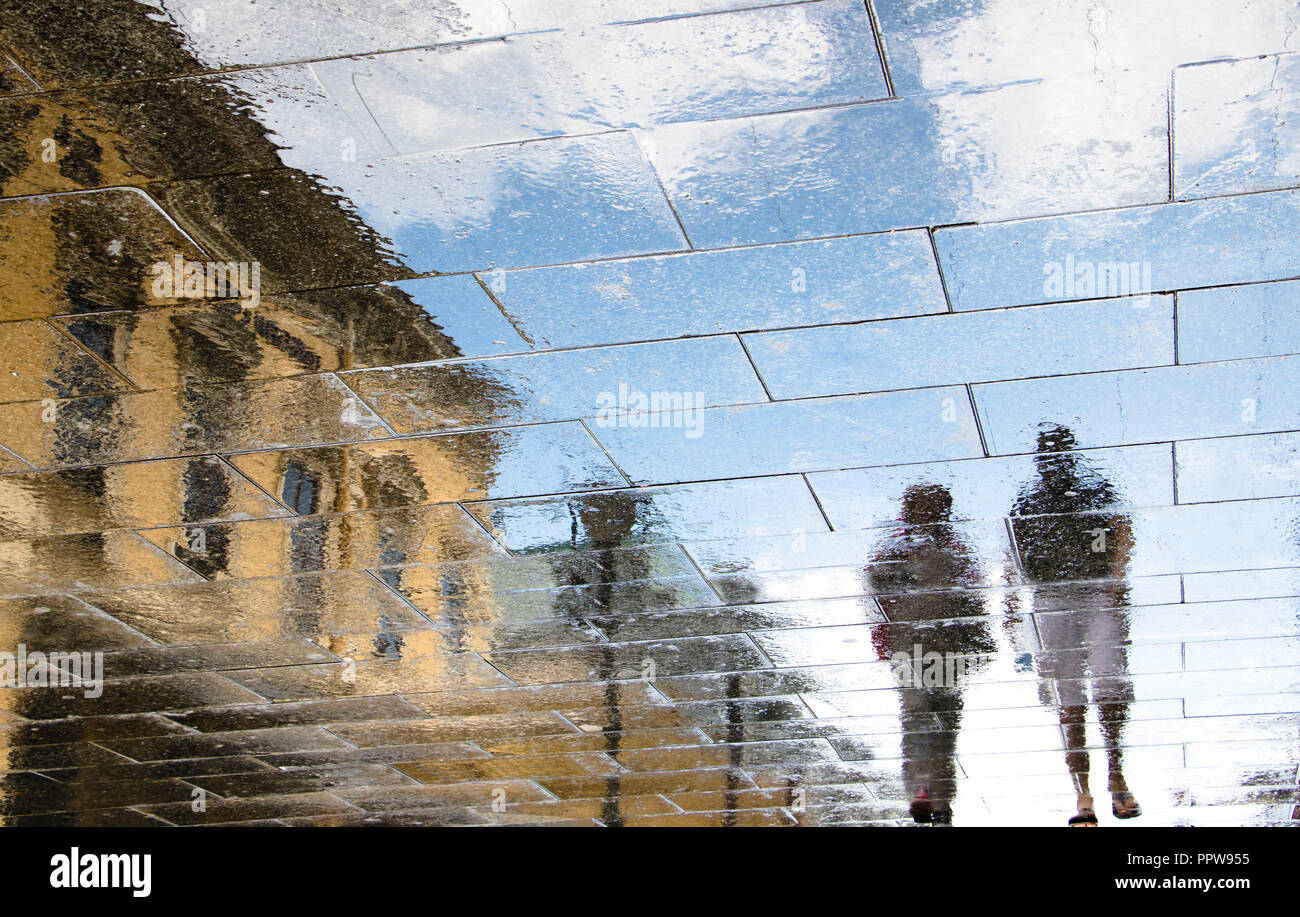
[{"left": 0, "top": 0, "right": 1297, "bottom": 828}]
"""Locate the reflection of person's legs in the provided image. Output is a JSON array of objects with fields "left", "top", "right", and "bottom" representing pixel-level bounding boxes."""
[
  {"left": 1060, "top": 702, "right": 1090, "bottom": 788},
  {"left": 900, "top": 685, "right": 936, "bottom": 822},
  {"left": 929, "top": 692, "right": 960, "bottom": 824},
  {"left": 1087, "top": 609, "right": 1141, "bottom": 818},
  {"left": 900, "top": 686, "right": 958, "bottom": 824},
  {"left": 1097, "top": 698, "right": 1140, "bottom": 816},
  {"left": 1040, "top": 628, "right": 1096, "bottom": 824},
  {"left": 1059, "top": 701, "right": 1097, "bottom": 824}
]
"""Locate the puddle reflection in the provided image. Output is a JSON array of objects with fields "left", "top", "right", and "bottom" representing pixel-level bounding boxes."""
[
  {"left": 1008, "top": 425, "right": 1140, "bottom": 826},
  {"left": 1, "top": 0, "right": 1298, "bottom": 826},
  {"left": 868, "top": 483, "right": 995, "bottom": 825}
]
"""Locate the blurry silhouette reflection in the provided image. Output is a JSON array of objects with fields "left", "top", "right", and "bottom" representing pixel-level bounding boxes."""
[
  {"left": 1009, "top": 424, "right": 1141, "bottom": 825},
  {"left": 868, "top": 483, "right": 994, "bottom": 825},
  {"left": 554, "top": 491, "right": 651, "bottom": 827}
]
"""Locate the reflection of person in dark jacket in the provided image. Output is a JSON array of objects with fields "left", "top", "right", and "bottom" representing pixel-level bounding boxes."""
[
  {"left": 1009, "top": 425, "right": 1141, "bottom": 826},
  {"left": 868, "top": 484, "right": 995, "bottom": 825}
]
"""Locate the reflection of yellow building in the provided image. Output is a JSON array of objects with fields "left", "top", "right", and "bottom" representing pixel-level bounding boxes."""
[
  {"left": 0, "top": 602, "right": 29, "bottom": 822},
  {"left": 0, "top": 596, "right": 115, "bottom": 823},
  {"left": 0, "top": 17, "right": 515, "bottom": 723},
  {"left": 0, "top": 98, "right": 139, "bottom": 199},
  {"left": 0, "top": 0, "right": 795, "bottom": 827},
  {"left": 0, "top": 200, "right": 72, "bottom": 321},
  {"left": 73, "top": 305, "right": 350, "bottom": 389},
  {"left": 0, "top": 189, "right": 192, "bottom": 322}
]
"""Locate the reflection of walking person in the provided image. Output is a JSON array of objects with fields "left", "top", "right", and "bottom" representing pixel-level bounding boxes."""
[
  {"left": 1009, "top": 425, "right": 1142, "bottom": 826},
  {"left": 868, "top": 484, "right": 995, "bottom": 825}
]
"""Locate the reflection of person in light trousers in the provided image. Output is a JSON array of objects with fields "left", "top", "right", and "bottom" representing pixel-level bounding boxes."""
[{"left": 1007, "top": 425, "right": 1141, "bottom": 826}]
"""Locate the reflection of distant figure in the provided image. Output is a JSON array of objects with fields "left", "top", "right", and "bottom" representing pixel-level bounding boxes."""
[
  {"left": 556, "top": 491, "right": 650, "bottom": 828},
  {"left": 1009, "top": 425, "right": 1141, "bottom": 826},
  {"left": 868, "top": 484, "right": 995, "bottom": 825}
]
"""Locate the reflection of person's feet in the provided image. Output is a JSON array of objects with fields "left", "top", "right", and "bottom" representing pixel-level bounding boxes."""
[
  {"left": 932, "top": 805, "right": 953, "bottom": 826},
  {"left": 1112, "top": 792, "right": 1142, "bottom": 819},
  {"left": 1069, "top": 794, "right": 1098, "bottom": 826},
  {"left": 910, "top": 788, "right": 933, "bottom": 824}
]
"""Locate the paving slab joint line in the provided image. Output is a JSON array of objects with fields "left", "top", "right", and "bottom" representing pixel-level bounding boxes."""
[
  {"left": 473, "top": 271, "right": 536, "bottom": 347},
  {"left": 577, "top": 417, "right": 636, "bottom": 486}
]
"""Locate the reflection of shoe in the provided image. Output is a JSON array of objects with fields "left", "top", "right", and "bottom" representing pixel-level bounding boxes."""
[
  {"left": 1069, "top": 793, "right": 1098, "bottom": 826},
  {"left": 910, "top": 788, "right": 933, "bottom": 824},
  {"left": 1112, "top": 792, "right": 1141, "bottom": 819},
  {"left": 932, "top": 807, "right": 953, "bottom": 826}
]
